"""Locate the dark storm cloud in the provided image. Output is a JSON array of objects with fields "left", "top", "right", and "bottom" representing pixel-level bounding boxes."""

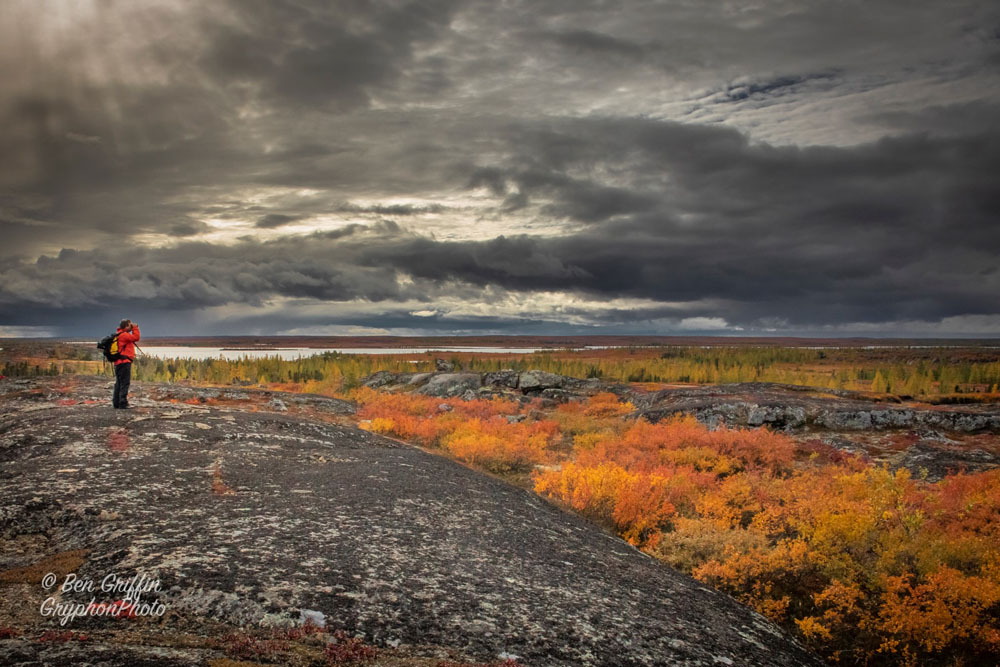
[
  {"left": 335, "top": 202, "right": 449, "bottom": 216},
  {"left": 864, "top": 100, "right": 1000, "bottom": 139},
  {"left": 0, "top": 0, "right": 462, "bottom": 258},
  {"left": 543, "top": 29, "right": 647, "bottom": 61},
  {"left": 4, "top": 112, "right": 998, "bottom": 335},
  {"left": 199, "top": 0, "right": 459, "bottom": 110},
  {"left": 467, "top": 164, "right": 662, "bottom": 223},
  {"left": 256, "top": 214, "right": 301, "bottom": 229},
  {"left": 402, "top": 116, "right": 998, "bottom": 327},
  {"left": 169, "top": 220, "right": 210, "bottom": 237},
  {"left": 1, "top": 0, "right": 999, "bottom": 335},
  {"left": 720, "top": 73, "right": 839, "bottom": 102},
  {"left": 0, "top": 226, "right": 411, "bottom": 315}
]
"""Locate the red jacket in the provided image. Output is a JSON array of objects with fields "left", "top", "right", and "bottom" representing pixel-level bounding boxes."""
[{"left": 114, "top": 326, "right": 140, "bottom": 365}]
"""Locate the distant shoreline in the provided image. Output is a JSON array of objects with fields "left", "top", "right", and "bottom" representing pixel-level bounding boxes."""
[{"left": 41, "top": 335, "right": 1000, "bottom": 350}]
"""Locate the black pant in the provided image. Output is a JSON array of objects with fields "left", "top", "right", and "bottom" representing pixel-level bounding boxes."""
[{"left": 113, "top": 362, "right": 132, "bottom": 408}]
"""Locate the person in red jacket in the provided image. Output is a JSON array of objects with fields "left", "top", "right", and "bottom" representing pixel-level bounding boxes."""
[{"left": 113, "top": 319, "right": 140, "bottom": 409}]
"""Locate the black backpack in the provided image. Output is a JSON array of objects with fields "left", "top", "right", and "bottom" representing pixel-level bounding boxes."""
[{"left": 97, "top": 332, "right": 123, "bottom": 363}]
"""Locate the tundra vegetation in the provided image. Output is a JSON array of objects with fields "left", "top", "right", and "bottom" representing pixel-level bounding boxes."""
[
  {"left": 6, "top": 343, "right": 1000, "bottom": 401},
  {"left": 2, "top": 341, "right": 999, "bottom": 664}
]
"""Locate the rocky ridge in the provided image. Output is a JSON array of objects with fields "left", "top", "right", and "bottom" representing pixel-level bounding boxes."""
[
  {"left": 363, "top": 370, "right": 1000, "bottom": 480},
  {"left": 362, "top": 368, "right": 617, "bottom": 404},
  {"left": 363, "top": 370, "right": 1000, "bottom": 434}
]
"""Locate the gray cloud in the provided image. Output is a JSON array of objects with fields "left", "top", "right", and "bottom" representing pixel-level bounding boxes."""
[
  {"left": 543, "top": 29, "right": 647, "bottom": 61},
  {"left": 169, "top": 220, "right": 211, "bottom": 237},
  {"left": 199, "top": 0, "right": 460, "bottom": 110},
  {"left": 336, "top": 202, "right": 449, "bottom": 216},
  {"left": 256, "top": 214, "right": 301, "bottom": 229},
  {"left": 0, "top": 0, "right": 998, "bottom": 336},
  {"left": 3, "top": 109, "right": 997, "bottom": 334}
]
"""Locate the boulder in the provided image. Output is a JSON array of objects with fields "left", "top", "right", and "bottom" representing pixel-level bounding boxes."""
[
  {"left": 407, "top": 372, "right": 435, "bottom": 386},
  {"left": 362, "top": 371, "right": 399, "bottom": 389},
  {"left": 435, "top": 358, "right": 456, "bottom": 372},
  {"left": 745, "top": 404, "right": 807, "bottom": 429},
  {"left": 518, "top": 370, "right": 569, "bottom": 392},
  {"left": 540, "top": 388, "right": 580, "bottom": 402},
  {"left": 897, "top": 441, "right": 1000, "bottom": 481},
  {"left": 870, "top": 410, "right": 916, "bottom": 429},
  {"left": 816, "top": 410, "right": 873, "bottom": 430},
  {"left": 484, "top": 369, "right": 519, "bottom": 388},
  {"left": 416, "top": 373, "right": 483, "bottom": 398}
]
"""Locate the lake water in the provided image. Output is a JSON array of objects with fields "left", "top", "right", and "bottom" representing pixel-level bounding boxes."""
[{"left": 133, "top": 346, "right": 570, "bottom": 360}]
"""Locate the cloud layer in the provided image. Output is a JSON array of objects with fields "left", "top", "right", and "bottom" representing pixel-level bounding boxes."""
[{"left": 1, "top": 0, "right": 998, "bottom": 336}]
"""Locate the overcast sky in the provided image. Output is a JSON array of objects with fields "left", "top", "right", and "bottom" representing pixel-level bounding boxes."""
[{"left": 1, "top": 0, "right": 999, "bottom": 337}]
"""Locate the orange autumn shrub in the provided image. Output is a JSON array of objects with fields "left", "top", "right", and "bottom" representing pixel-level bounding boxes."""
[
  {"left": 532, "top": 407, "right": 1000, "bottom": 664},
  {"left": 352, "top": 386, "right": 520, "bottom": 423},
  {"left": 536, "top": 415, "right": 796, "bottom": 547},
  {"left": 583, "top": 392, "right": 635, "bottom": 417},
  {"left": 550, "top": 401, "right": 605, "bottom": 436},
  {"left": 550, "top": 393, "right": 634, "bottom": 437},
  {"left": 442, "top": 417, "right": 558, "bottom": 473},
  {"left": 609, "top": 471, "right": 685, "bottom": 547},
  {"left": 533, "top": 461, "right": 688, "bottom": 546},
  {"left": 352, "top": 386, "right": 559, "bottom": 471},
  {"left": 790, "top": 565, "right": 1000, "bottom": 665},
  {"left": 692, "top": 467, "right": 1000, "bottom": 665},
  {"left": 872, "top": 567, "right": 1000, "bottom": 662},
  {"left": 572, "top": 431, "right": 610, "bottom": 451},
  {"left": 569, "top": 414, "right": 795, "bottom": 474},
  {"left": 651, "top": 516, "right": 769, "bottom": 572},
  {"left": 353, "top": 387, "right": 520, "bottom": 443}
]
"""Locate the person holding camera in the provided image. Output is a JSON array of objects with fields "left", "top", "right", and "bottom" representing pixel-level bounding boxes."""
[{"left": 112, "top": 319, "right": 140, "bottom": 409}]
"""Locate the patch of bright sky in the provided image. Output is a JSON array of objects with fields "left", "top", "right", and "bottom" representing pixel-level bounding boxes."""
[
  {"left": 0, "top": 325, "right": 56, "bottom": 337},
  {"left": 162, "top": 196, "right": 566, "bottom": 247},
  {"left": 213, "top": 290, "right": 727, "bottom": 331},
  {"left": 184, "top": 297, "right": 1000, "bottom": 337}
]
